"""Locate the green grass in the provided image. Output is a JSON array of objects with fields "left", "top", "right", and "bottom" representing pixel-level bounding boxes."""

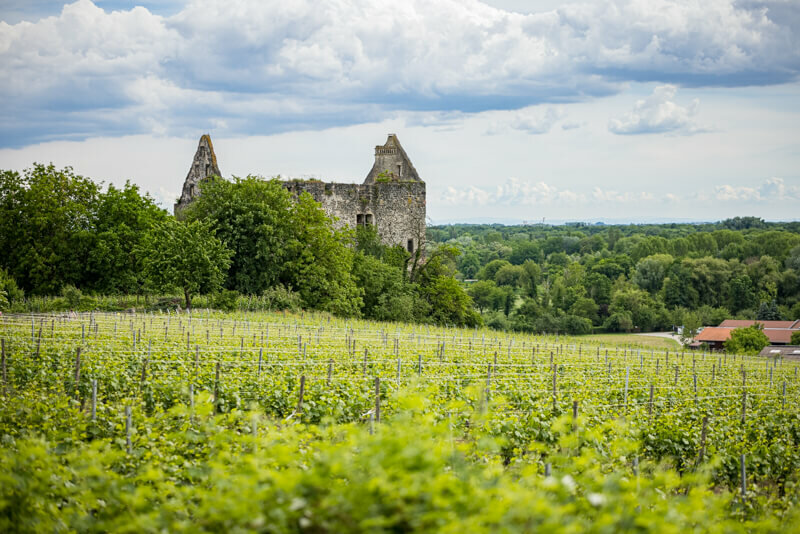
[{"left": 579, "top": 333, "right": 682, "bottom": 350}]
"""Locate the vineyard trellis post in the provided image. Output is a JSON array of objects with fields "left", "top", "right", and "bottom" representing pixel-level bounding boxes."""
[
  {"left": 374, "top": 377, "right": 380, "bottom": 423},
  {"left": 623, "top": 367, "right": 629, "bottom": 412},
  {"left": 1, "top": 338, "right": 6, "bottom": 395},
  {"left": 214, "top": 362, "right": 221, "bottom": 412},
  {"left": 73, "top": 347, "right": 81, "bottom": 399},
  {"left": 91, "top": 379, "right": 97, "bottom": 421},
  {"left": 740, "top": 454, "right": 747, "bottom": 501},
  {"left": 695, "top": 416, "right": 708, "bottom": 468},
  {"left": 295, "top": 375, "right": 306, "bottom": 416},
  {"left": 741, "top": 390, "right": 747, "bottom": 424},
  {"left": 782, "top": 381, "right": 786, "bottom": 411},
  {"left": 125, "top": 406, "right": 132, "bottom": 454}
]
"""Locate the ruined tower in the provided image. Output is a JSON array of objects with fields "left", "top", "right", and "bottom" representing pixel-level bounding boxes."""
[
  {"left": 364, "top": 134, "right": 421, "bottom": 184},
  {"left": 176, "top": 133, "right": 426, "bottom": 254},
  {"left": 174, "top": 134, "right": 221, "bottom": 215}
]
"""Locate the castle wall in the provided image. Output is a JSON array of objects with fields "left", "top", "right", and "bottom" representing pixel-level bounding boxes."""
[{"left": 283, "top": 181, "right": 426, "bottom": 254}]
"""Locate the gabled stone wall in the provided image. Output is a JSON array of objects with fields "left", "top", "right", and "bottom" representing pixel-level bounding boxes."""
[{"left": 283, "top": 180, "right": 426, "bottom": 254}]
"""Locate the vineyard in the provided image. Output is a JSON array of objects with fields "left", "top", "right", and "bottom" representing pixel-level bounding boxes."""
[{"left": 1, "top": 310, "right": 799, "bottom": 532}]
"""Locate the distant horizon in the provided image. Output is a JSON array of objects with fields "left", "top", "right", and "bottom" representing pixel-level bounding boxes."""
[{"left": 428, "top": 216, "right": 800, "bottom": 227}]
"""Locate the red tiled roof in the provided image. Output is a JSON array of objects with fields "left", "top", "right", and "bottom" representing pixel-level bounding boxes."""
[
  {"left": 766, "top": 330, "right": 794, "bottom": 344},
  {"left": 718, "top": 320, "right": 797, "bottom": 329},
  {"left": 697, "top": 325, "right": 797, "bottom": 344},
  {"left": 696, "top": 327, "right": 732, "bottom": 342}
]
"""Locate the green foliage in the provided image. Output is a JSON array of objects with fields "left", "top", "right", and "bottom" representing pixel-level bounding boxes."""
[
  {"left": 1, "top": 310, "right": 800, "bottom": 529},
  {"left": 757, "top": 300, "right": 782, "bottom": 321},
  {"left": 183, "top": 176, "right": 296, "bottom": 294},
  {"left": 213, "top": 289, "right": 240, "bottom": 311},
  {"left": 570, "top": 297, "right": 600, "bottom": 324},
  {"left": 468, "top": 280, "right": 506, "bottom": 313},
  {"left": 0, "top": 269, "right": 23, "bottom": 312},
  {"left": 791, "top": 331, "right": 800, "bottom": 345},
  {"left": 429, "top": 220, "right": 800, "bottom": 334},
  {"left": 722, "top": 216, "right": 766, "bottom": 230},
  {"left": 477, "top": 259, "right": 511, "bottom": 281},
  {"left": 632, "top": 254, "right": 674, "bottom": 294},
  {"left": 85, "top": 182, "right": 169, "bottom": 294},
  {"left": 138, "top": 219, "right": 233, "bottom": 308},
  {"left": 0, "top": 166, "right": 167, "bottom": 296},
  {"left": 728, "top": 275, "right": 758, "bottom": 313},
  {"left": 679, "top": 310, "right": 702, "bottom": 345},
  {"left": 262, "top": 284, "right": 302, "bottom": 312},
  {"left": 724, "top": 324, "right": 770, "bottom": 355},
  {"left": 352, "top": 253, "right": 414, "bottom": 322},
  {"left": 421, "top": 275, "right": 481, "bottom": 327},
  {"left": 185, "top": 177, "right": 362, "bottom": 316},
  {"left": 0, "top": 164, "right": 99, "bottom": 294},
  {"left": 62, "top": 285, "right": 80, "bottom": 308}
]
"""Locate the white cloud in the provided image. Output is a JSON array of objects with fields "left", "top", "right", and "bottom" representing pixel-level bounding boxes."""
[
  {"left": 487, "top": 107, "right": 565, "bottom": 135},
  {"left": 441, "top": 185, "right": 493, "bottom": 206},
  {"left": 713, "top": 177, "right": 800, "bottom": 201},
  {"left": 608, "top": 85, "right": 705, "bottom": 135},
  {"left": 591, "top": 188, "right": 656, "bottom": 202},
  {"left": 1, "top": 0, "right": 798, "bottom": 145},
  {"left": 441, "top": 178, "right": 673, "bottom": 207}
]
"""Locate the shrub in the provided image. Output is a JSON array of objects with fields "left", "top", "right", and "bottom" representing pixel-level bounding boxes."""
[
  {"left": 263, "top": 284, "right": 302, "bottom": 312},
  {"left": 213, "top": 289, "right": 239, "bottom": 311}
]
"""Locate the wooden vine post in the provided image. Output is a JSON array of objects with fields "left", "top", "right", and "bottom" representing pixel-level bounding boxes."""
[
  {"left": 73, "top": 347, "right": 82, "bottom": 399},
  {"left": 295, "top": 375, "right": 306, "bottom": 416},
  {"left": 374, "top": 377, "right": 381, "bottom": 423}
]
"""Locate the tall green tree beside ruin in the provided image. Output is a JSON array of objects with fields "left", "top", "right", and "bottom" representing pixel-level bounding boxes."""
[
  {"left": 185, "top": 176, "right": 362, "bottom": 315},
  {"left": 138, "top": 219, "right": 232, "bottom": 309}
]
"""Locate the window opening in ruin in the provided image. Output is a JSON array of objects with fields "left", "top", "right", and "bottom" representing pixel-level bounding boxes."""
[
  {"left": 357, "top": 213, "right": 373, "bottom": 227},
  {"left": 356, "top": 214, "right": 364, "bottom": 226},
  {"left": 397, "top": 164, "right": 402, "bottom": 179},
  {"left": 407, "top": 239, "right": 414, "bottom": 254},
  {"left": 365, "top": 214, "right": 373, "bottom": 225}
]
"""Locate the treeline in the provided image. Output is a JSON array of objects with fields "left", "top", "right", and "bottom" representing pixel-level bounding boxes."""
[
  {"left": 0, "top": 165, "right": 478, "bottom": 327},
  {"left": 428, "top": 220, "right": 800, "bottom": 334}
]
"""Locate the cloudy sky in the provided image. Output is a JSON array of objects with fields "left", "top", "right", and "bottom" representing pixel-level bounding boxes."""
[{"left": 0, "top": 0, "right": 798, "bottom": 223}]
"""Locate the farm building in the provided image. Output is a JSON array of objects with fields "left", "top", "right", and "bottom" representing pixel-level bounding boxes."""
[{"left": 695, "top": 320, "right": 800, "bottom": 351}]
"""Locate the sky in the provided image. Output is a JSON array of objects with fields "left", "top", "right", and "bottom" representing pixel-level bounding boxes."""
[{"left": 0, "top": 0, "right": 798, "bottom": 224}]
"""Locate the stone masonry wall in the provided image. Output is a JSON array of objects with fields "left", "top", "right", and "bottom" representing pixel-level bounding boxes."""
[{"left": 283, "top": 180, "right": 426, "bottom": 254}]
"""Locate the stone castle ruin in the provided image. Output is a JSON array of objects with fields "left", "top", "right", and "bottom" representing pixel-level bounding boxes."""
[{"left": 175, "top": 134, "right": 426, "bottom": 255}]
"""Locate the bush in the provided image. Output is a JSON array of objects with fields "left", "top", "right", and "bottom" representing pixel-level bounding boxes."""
[
  {"left": 263, "top": 285, "right": 302, "bottom": 312},
  {"left": 559, "top": 315, "right": 593, "bottom": 335},
  {"left": 213, "top": 289, "right": 239, "bottom": 311},
  {"left": 58, "top": 285, "right": 96, "bottom": 311},
  {"left": 61, "top": 285, "right": 83, "bottom": 309},
  {"left": 724, "top": 324, "right": 770, "bottom": 355},
  {"left": 484, "top": 310, "right": 510, "bottom": 331},
  {"left": 0, "top": 268, "right": 23, "bottom": 304}
]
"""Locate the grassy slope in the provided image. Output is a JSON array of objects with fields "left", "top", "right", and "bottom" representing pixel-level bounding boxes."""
[{"left": 578, "top": 333, "right": 682, "bottom": 350}]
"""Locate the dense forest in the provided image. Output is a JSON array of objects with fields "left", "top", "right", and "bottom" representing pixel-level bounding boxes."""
[
  {"left": 427, "top": 220, "right": 800, "bottom": 334},
  {"left": 2, "top": 164, "right": 799, "bottom": 335}
]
